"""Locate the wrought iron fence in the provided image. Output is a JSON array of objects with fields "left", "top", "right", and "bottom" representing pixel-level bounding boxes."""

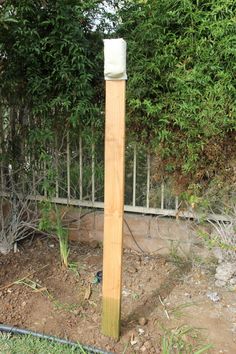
[{"left": 1, "top": 131, "right": 182, "bottom": 216}]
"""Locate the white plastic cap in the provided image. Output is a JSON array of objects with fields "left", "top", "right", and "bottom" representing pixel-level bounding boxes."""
[{"left": 104, "top": 38, "right": 127, "bottom": 80}]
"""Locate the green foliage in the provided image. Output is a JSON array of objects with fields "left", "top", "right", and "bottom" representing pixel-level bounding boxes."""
[
  {"left": 0, "top": 333, "right": 89, "bottom": 354},
  {"left": 0, "top": 0, "right": 104, "bottom": 178},
  {"left": 1, "top": 0, "right": 236, "bottom": 192},
  {"left": 55, "top": 206, "right": 69, "bottom": 268},
  {"left": 161, "top": 325, "right": 212, "bottom": 354},
  {"left": 38, "top": 200, "right": 52, "bottom": 232},
  {"left": 198, "top": 228, "right": 236, "bottom": 252},
  {"left": 118, "top": 0, "right": 236, "bottom": 187},
  {"left": 39, "top": 201, "right": 69, "bottom": 267},
  {"left": 0, "top": 0, "right": 103, "bottom": 124}
]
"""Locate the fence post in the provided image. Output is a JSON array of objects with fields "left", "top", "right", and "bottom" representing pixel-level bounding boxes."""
[
  {"left": 102, "top": 38, "right": 127, "bottom": 339},
  {"left": 66, "top": 131, "right": 71, "bottom": 200},
  {"left": 132, "top": 144, "right": 137, "bottom": 207},
  {"left": 91, "top": 140, "right": 95, "bottom": 204},
  {"left": 146, "top": 153, "right": 150, "bottom": 208},
  {"left": 79, "top": 136, "right": 83, "bottom": 200}
]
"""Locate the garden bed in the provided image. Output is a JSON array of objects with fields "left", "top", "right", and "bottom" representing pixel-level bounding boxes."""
[{"left": 0, "top": 235, "right": 235, "bottom": 353}]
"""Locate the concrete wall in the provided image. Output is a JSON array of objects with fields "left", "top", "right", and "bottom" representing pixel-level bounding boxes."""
[{"left": 68, "top": 211, "right": 209, "bottom": 257}]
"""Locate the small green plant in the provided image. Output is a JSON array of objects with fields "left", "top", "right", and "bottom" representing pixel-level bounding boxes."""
[
  {"left": 55, "top": 207, "right": 69, "bottom": 268},
  {"left": 161, "top": 325, "right": 213, "bottom": 354},
  {"left": 39, "top": 201, "right": 70, "bottom": 268},
  {"left": 53, "top": 300, "right": 79, "bottom": 313},
  {"left": 69, "top": 262, "right": 80, "bottom": 277},
  {"left": 168, "top": 242, "right": 191, "bottom": 269},
  {"left": 14, "top": 278, "right": 43, "bottom": 292},
  {"left": 196, "top": 201, "right": 236, "bottom": 263}
]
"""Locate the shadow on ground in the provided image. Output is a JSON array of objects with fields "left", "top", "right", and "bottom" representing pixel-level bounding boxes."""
[{"left": 121, "top": 259, "right": 192, "bottom": 333}]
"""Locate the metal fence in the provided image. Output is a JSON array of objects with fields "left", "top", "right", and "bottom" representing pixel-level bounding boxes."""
[
  {"left": 1, "top": 131, "right": 182, "bottom": 216},
  {"left": 0, "top": 130, "right": 229, "bottom": 221}
]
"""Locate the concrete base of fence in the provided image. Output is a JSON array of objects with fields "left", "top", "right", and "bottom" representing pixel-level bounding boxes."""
[{"left": 67, "top": 211, "right": 210, "bottom": 258}]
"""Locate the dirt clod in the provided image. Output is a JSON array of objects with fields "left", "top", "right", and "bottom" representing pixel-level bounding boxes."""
[{"left": 138, "top": 317, "right": 148, "bottom": 326}]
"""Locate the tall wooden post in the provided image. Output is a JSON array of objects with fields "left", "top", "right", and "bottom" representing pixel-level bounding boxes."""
[{"left": 102, "top": 39, "right": 127, "bottom": 339}]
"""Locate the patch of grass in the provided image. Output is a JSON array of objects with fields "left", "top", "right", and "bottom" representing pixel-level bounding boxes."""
[
  {"left": 161, "top": 325, "right": 213, "bottom": 354},
  {"left": 69, "top": 262, "right": 80, "bottom": 277},
  {"left": 169, "top": 302, "right": 196, "bottom": 319},
  {"left": 168, "top": 243, "right": 192, "bottom": 269},
  {"left": 55, "top": 207, "right": 70, "bottom": 268},
  {"left": 0, "top": 333, "right": 90, "bottom": 354},
  {"left": 53, "top": 299, "right": 79, "bottom": 313},
  {"left": 14, "top": 277, "right": 80, "bottom": 314}
]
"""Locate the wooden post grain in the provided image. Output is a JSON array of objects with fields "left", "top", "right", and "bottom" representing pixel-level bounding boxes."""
[{"left": 102, "top": 80, "right": 126, "bottom": 339}]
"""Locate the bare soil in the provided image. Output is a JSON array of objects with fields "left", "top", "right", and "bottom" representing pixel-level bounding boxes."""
[{"left": 0, "top": 235, "right": 235, "bottom": 353}]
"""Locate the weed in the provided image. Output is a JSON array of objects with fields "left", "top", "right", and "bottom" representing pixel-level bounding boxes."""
[
  {"left": 169, "top": 302, "right": 196, "bottom": 319},
  {"left": 39, "top": 202, "right": 70, "bottom": 268},
  {"left": 161, "top": 325, "right": 213, "bottom": 354},
  {"left": 132, "top": 292, "right": 139, "bottom": 300},
  {"left": 14, "top": 277, "right": 49, "bottom": 297},
  {"left": 55, "top": 207, "right": 69, "bottom": 268},
  {"left": 53, "top": 300, "right": 79, "bottom": 313},
  {"left": 14, "top": 277, "right": 80, "bottom": 314},
  {"left": 168, "top": 242, "right": 192, "bottom": 269},
  {"left": 69, "top": 261, "right": 80, "bottom": 277}
]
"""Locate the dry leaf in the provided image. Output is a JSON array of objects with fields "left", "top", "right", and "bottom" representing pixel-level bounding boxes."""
[
  {"left": 84, "top": 284, "right": 91, "bottom": 300},
  {"left": 33, "top": 287, "right": 48, "bottom": 293}
]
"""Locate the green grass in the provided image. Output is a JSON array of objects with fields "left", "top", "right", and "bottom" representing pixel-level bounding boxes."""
[
  {"left": 0, "top": 333, "right": 91, "bottom": 354},
  {"left": 161, "top": 325, "right": 213, "bottom": 354}
]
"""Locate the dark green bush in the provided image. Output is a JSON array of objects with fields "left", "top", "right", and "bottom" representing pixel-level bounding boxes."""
[{"left": 118, "top": 0, "right": 236, "bottom": 191}]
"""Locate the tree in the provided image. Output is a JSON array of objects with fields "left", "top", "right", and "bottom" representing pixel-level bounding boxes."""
[
  {"left": 118, "top": 0, "right": 236, "bottom": 191},
  {"left": 0, "top": 0, "right": 103, "bottom": 174}
]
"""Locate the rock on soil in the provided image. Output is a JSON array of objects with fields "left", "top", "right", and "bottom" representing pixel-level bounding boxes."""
[{"left": 215, "top": 262, "right": 236, "bottom": 286}]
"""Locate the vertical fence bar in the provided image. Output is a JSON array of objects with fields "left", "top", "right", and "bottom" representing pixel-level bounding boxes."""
[
  {"left": 55, "top": 136, "right": 59, "bottom": 198},
  {"left": 0, "top": 106, "right": 3, "bottom": 192},
  {"left": 31, "top": 152, "right": 36, "bottom": 195},
  {"left": 132, "top": 144, "right": 137, "bottom": 207},
  {"left": 66, "top": 131, "right": 71, "bottom": 200},
  {"left": 79, "top": 136, "right": 83, "bottom": 200},
  {"left": 91, "top": 141, "right": 95, "bottom": 203},
  {"left": 43, "top": 160, "right": 47, "bottom": 197},
  {"left": 175, "top": 196, "right": 179, "bottom": 211},
  {"left": 146, "top": 153, "right": 150, "bottom": 208},
  {"left": 161, "top": 182, "right": 164, "bottom": 209},
  {"left": 0, "top": 164, "right": 4, "bottom": 193}
]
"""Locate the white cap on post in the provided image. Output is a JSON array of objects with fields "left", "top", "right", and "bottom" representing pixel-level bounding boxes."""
[{"left": 104, "top": 38, "right": 127, "bottom": 80}]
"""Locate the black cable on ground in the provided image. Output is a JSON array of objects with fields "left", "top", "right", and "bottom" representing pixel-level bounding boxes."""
[{"left": 0, "top": 324, "right": 113, "bottom": 354}]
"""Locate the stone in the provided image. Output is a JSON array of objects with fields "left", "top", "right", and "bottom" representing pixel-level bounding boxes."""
[
  {"left": 215, "top": 262, "right": 236, "bottom": 282},
  {"left": 138, "top": 328, "right": 145, "bottom": 335},
  {"left": 215, "top": 279, "right": 226, "bottom": 287},
  {"left": 138, "top": 317, "right": 148, "bottom": 326},
  {"left": 229, "top": 277, "right": 236, "bottom": 286},
  {"left": 130, "top": 336, "right": 139, "bottom": 346},
  {"left": 143, "top": 340, "right": 152, "bottom": 350},
  {"left": 73, "top": 309, "right": 80, "bottom": 316},
  {"left": 127, "top": 266, "right": 137, "bottom": 274},
  {"left": 90, "top": 240, "right": 99, "bottom": 249},
  {"left": 213, "top": 248, "right": 224, "bottom": 263},
  {"left": 140, "top": 345, "right": 147, "bottom": 352},
  {"left": 207, "top": 292, "right": 220, "bottom": 302},
  {"left": 122, "top": 288, "right": 132, "bottom": 297}
]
